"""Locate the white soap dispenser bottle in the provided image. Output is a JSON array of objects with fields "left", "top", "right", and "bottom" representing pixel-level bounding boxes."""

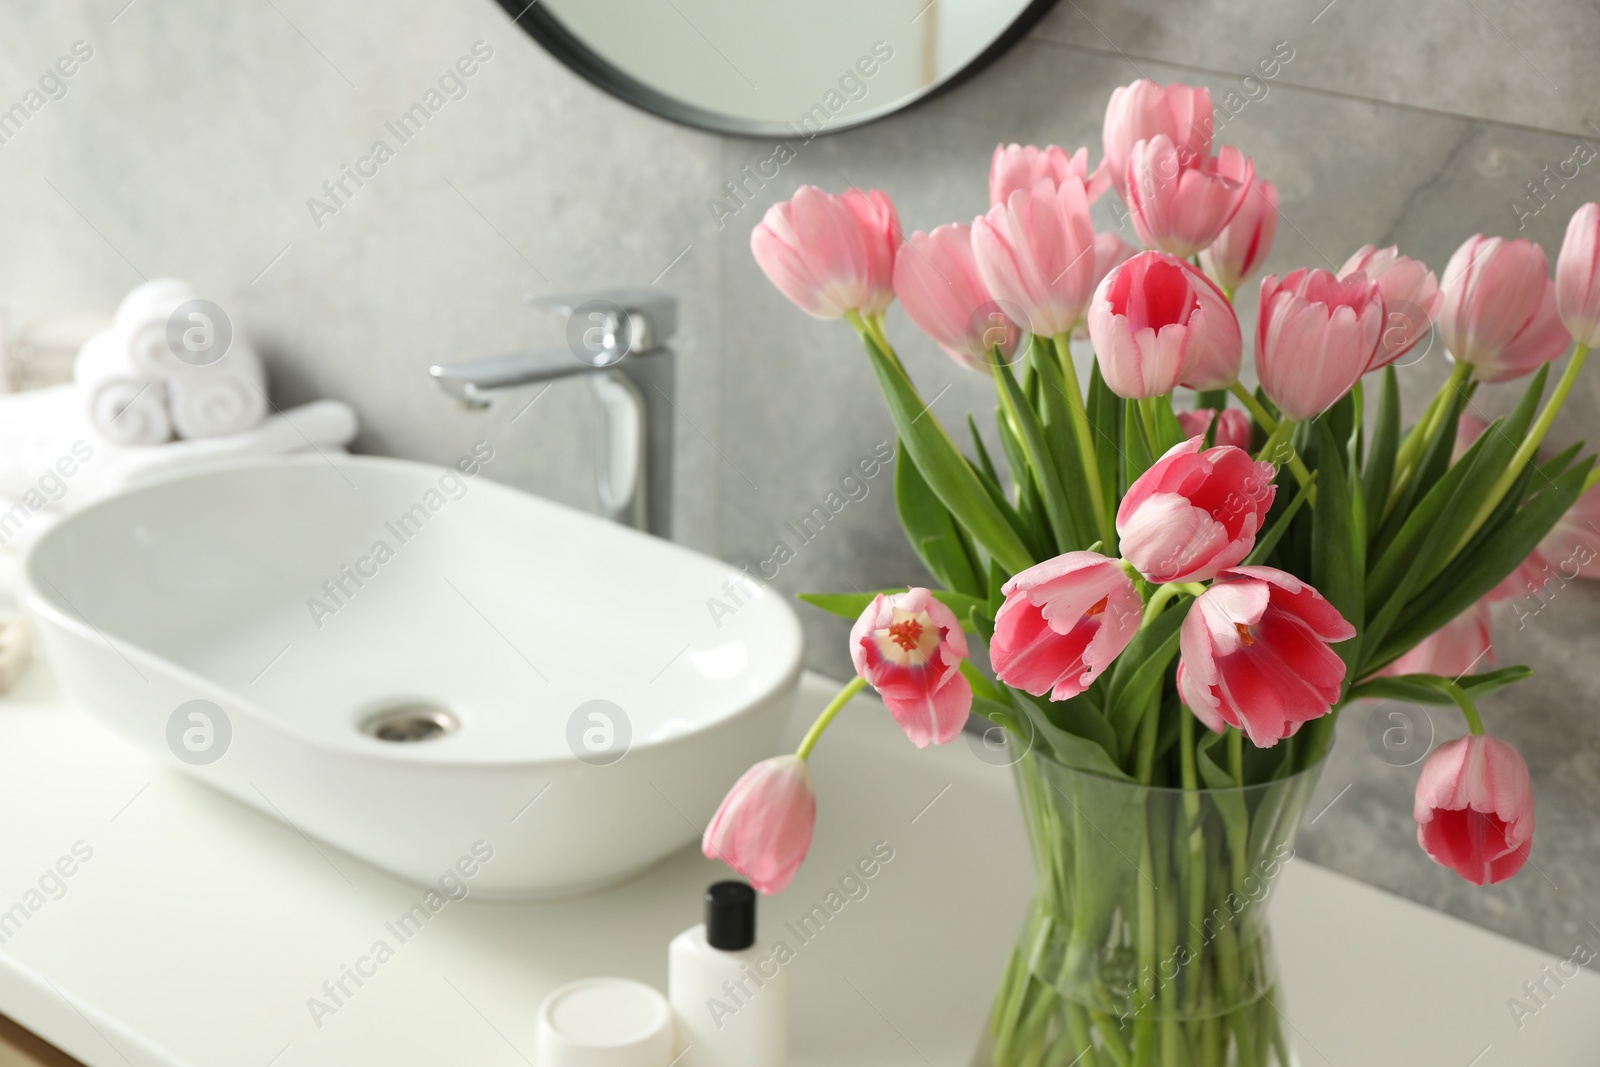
[{"left": 669, "top": 880, "right": 786, "bottom": 1067}]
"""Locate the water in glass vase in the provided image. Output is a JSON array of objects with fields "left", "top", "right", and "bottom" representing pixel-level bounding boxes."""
[{"left": 975, "top": 745, "right": 1324, "bottom": 1067}]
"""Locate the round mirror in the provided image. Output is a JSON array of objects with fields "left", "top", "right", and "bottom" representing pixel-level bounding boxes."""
[{"left": 498, "top": 0, "right": 1059, "bottom": 137}]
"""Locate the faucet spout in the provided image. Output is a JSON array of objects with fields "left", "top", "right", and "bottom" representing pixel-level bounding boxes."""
[{"left": 428, "top": 291, "right": 677, "bottom": 539}]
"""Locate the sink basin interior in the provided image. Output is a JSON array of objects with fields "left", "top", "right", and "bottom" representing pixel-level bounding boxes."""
[{"left": 25, "top": 455, "right": 799, "bottom": 763}]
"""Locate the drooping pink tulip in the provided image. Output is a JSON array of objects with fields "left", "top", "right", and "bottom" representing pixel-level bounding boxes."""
[
  {"left": 1125, "top": 138, "right": 1253, "bottom": 258},
  {"left": 1414, "top": 734, "right": 1534, "bottom": 886},
  {"left": 1555, "top": 202, "right": 1600, "bottom": 346},
  {"left": 1176, "top": 407, "right": 1252, "bottom": 451},
  {"left": 751, "top": 185, "right": 900, "bottom": 319},
  {"left": 703, "top": 755, "right": 815, "bottom": 895},
  {"left": 1118, "top": 437, "right": 1277, "bottom": 584},
  {"left": 1103, "top": 80, "right": 1214, "bottom": 198},
  {"left": 990, "top": 552, "right": 1142, "bottom": 701},
  {"left": 1436, "top": 235, "right": 1568, "bottom": 383},
  {"left": 849, "top": 588, "right": 972, "bottom": 748},
  {"left": 1177, "top": 567, "right": 1356, "bottom": 746},
  {"left": 1339, "top": 244, "right": 1443, "bottom": 369},
  {"left": 1200, "top": 177, "right": 1278, "bottom": 294},
  {"left": 1176, "top": 260, "right": 1243, "bottom": 390},
  {"left": 990, "top": 143, "right": 1110, "bottom": 206},
  {"left": 894, "top": 223, "right": 1020, "bottom": 371},
  {"left": 1088, "top": 251, "right": 1206, "bottom": 398},
  {"left": 972, "top": 178, "right": 1099, "bottom": 337},
  {"left": 1256, "top": 268, "right": 1384, "bottom": 420},
  {"left": 1379, "top": 600, "right": 1493, "bottom": 678}
]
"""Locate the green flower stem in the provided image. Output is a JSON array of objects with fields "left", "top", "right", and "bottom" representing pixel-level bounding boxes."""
[
  {"left": 1386, "top": 360, "right": 1473, "bottom": 517},
  {"left": 1145, "top": 582, "right": 1205, "bottom": 625},
  {"left": 794, "top": 676, "right": 867, "bottom": 760},
  {"left": 845, "top": 309, "right": 906, "bottom": 375},
  {"left": 1439, "top": 679, "right": 1486, "bottom": 736},
  {"left": 1458, "top": 343, "right": 1590, "bottom": 550},
  {"left": 1255, "top": 418, "right": 1316, "bottom": 495},
  {"left": 1228, "top": 382, "right": 1278, "bottom": 435},
  {"left": 1052, "top": 334, "right": 1117, "bottom": 548}
]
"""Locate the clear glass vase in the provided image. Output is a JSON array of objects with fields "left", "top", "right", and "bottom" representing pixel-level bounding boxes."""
[{"left": 976, "top": 745, "right": 1325, "bottom": 1067}]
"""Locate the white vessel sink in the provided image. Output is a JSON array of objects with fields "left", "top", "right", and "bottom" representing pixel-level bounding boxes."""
[{"left": 20, "top": 454, "right": 801, "bottom": 899}]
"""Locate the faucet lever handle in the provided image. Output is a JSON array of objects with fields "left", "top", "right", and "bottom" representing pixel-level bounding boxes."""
[{"left": 530, "top": 288, "right": 677, "bottom": 364}]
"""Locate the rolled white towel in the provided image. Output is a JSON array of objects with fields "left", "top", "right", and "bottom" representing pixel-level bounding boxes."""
[
  {"left": 73, "top": 330, "right": 172, "bottom": 446},
  {"left": 168, "top": 342, "right": 268, "bottom": 440},
  {"left": 114, "top": 277, "right": 219, "bottom": 380}
]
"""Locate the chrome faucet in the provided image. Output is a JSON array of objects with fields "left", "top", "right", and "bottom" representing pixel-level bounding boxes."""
[{"left": 430, "top": 290, "right": 676, "bottom": 538}]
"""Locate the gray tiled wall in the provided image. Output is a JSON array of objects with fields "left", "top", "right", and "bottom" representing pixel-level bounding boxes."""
[{"left": 3, "top": 0, "right": 1596, "bottom": 962}]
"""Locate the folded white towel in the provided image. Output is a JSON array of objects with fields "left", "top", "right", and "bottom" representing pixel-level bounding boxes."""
[
  {"left": 0, "top": 387, "right": 359, "bottom": 542},
  {"left": 73, "top": 330, "right": 172, "bottom": 446},
  {"left": 167, "top": 342, "right": 268, "bottom": 440},
  {"left": 115, "top": 278, "right": 203, "bottom": 380},
  {"left": 116, "top": 399, "right": 358, "bottom": 486}
]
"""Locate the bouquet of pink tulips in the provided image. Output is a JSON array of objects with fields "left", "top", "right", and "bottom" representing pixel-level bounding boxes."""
[{"left": 705, "top": 79, "right": 1600, "bottom": 1065}]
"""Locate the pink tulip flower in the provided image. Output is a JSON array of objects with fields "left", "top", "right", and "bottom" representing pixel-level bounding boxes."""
[
  {"left": 1088, "top": 251, "right": 1212, "bottom": 398},
  {"left": 1177, "top": 407, "right": 1252, "bottom": 451},
  {"left": 1379, "top": 600, "right": 1493, "bottom": 678},
  {"left": 1103, "top": 80, "right": 1214, "bottom": 198},
  {"left": 990, "top": 552, "right": 1142, "bottom": 701},
  {"left": 751, "top": 185, "right": 900, "bottom": 319},
  {"left": 1256, "top": 268, "right": 1383, "bottom": 420},
  {"left": 1118, "top": 437, "right": 1277, "bottom": 584},
  {"left": 1200, "top": 177, "right": 1278, "bottom": 294},
  {"left": 1436, "top": 235, "right": 1568, "bottom": 383},
  {"left": 1125, "top": 138, "right": 1254, "bottom": 258},
  {"left": 1339, "top": 244, "right": 1443, "bottom": 369},
  {"left": 971, "top": 178, "right": 1099, "bottom": 338},
  {"left": 1556, "top": 202, "right": 1600, "bottom": 346},
  {"left": 1177, "top": 567, "right": 1356, "bottom": 746},
  {"left": 849, "top": 588, "right": 973, "bottom": 749},
  {"left": 703, "top": 755, "right": 816, "bottom": 895},
  {"left": 1414, "top": 734, "right": 1534, "bottom": 886},
  {"left": 894, "top": 223, "right": 1020, "bottom": 371},
  {"left": 990, "top": 143, "right": 1110, "bottom": 206},
  {"left": 1176, "top": 260, "right": 1243, "bottom": 390}
]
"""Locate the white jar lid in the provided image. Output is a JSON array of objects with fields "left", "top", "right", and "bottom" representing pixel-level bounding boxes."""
[{"left": 536, "top": 977, "right": 675, "bottom": 1066}]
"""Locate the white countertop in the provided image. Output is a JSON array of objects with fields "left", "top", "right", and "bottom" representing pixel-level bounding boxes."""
[{"left": 0, "top": 661, "right": 1593, "bottom": 1066}]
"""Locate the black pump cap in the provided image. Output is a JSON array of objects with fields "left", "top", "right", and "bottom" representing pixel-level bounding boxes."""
[{"left": 705, "top": 880, "right": 757, "bottom": 951}]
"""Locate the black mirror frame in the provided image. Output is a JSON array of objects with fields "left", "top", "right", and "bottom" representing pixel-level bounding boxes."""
[{"left": 496, "top": 0, "right": 1061, "bottom": 138}]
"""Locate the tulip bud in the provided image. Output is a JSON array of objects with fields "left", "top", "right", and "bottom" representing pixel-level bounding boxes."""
[
  {"left": 1414, "top": 734, "right": 1534, "bottom": 886},
  {"left": 1555, "top": 201, "right": 1600, "bottom": 347},
  {"left": 751, "top": 185, "right": 899, "bottom": 319},
  {"left": 1255, "top": 268, "right": 1383, "bottom": 420},
  {"left": 703, "top": 755, "right": 816, "bottom": 895},
  {"left": 1125, "top": 137, "right": 1253, "bottom": 258},
  {"left": 1436, "top": 235, "right": 1568, "bottom": 383},
  {"left": 894, "top": 224, "right": 1020, "bottom": 371},
  {"left": 1200, "top": 177, "right": 1278, "bottom": 293},
  {"left": 1103, "top": 79, "right": 1213, "bottom": 198},
  {"left": 990, "top": 142, "right": 1109, "bottom": 206},
  {"left": 972, "top": 178, "right": 1099, "bottom": 337}
]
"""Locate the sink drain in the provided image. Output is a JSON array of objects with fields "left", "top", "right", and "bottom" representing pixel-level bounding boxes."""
[{"left": 360, "top": 702, "right": 459, "bottom": 743}]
